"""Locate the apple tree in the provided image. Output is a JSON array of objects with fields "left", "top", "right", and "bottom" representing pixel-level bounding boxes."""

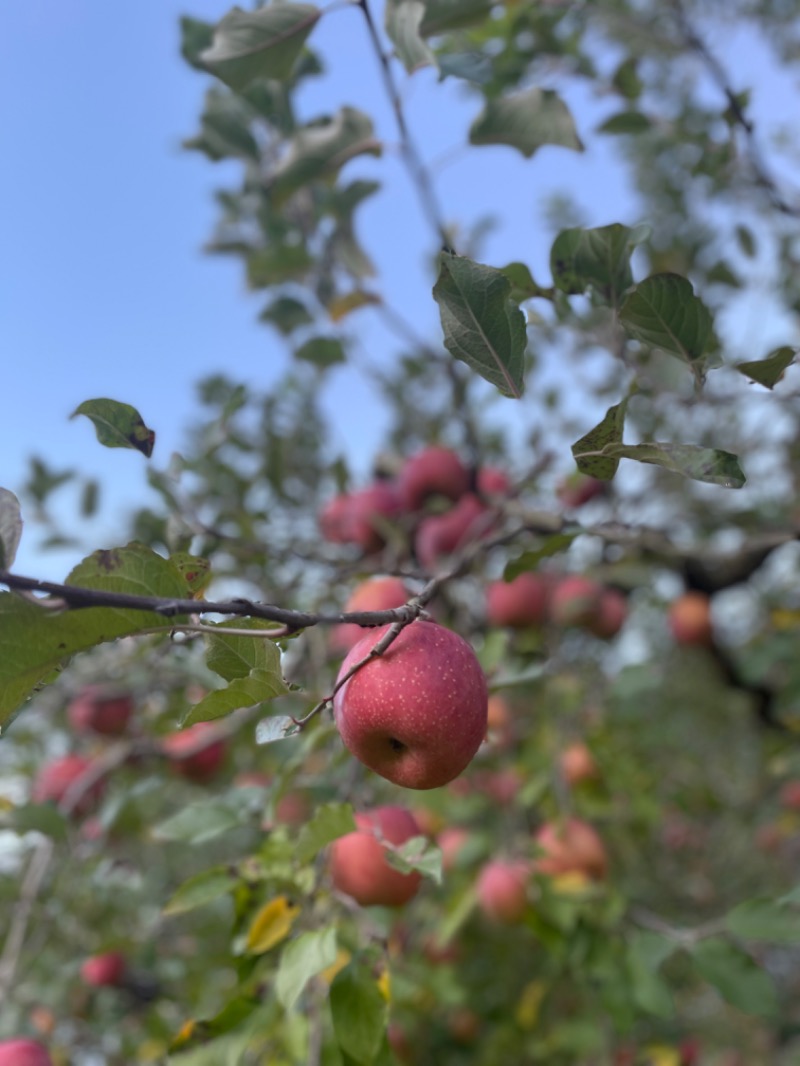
[{"left": 3, "top": 1, "right": 800, "bottom": 1064}]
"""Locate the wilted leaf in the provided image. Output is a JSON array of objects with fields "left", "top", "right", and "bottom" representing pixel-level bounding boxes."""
[
  {"left": 736, "top": 346, "right": 796, "bottom": 389},
  {"left": 433, "top": 252, "right": 526, "bottom": 398},
  {"left": 200, "top": 4, "right": 321, "bottom": 90},
  {"left": 571, "top": 400, "right": 628, "bottom": 480},
  {"left": 469, "top": 87, "right": 583, "bottom": 158},
  {"left": 246, "top": 896, "right": 301, "bottom": 954},
  {"left": 71, "top": 398, "right": 155, "bottom": 458},
  {"left": 0, "top": 488, "right": 23, "bottom": 569}
]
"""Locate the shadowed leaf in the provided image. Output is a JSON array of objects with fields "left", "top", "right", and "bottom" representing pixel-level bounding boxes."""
[{"left": 72, "top": 399, "right": 155, "bottom": 458}]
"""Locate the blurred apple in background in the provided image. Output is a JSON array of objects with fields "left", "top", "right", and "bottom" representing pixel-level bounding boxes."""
[
  {"left": 476, "top": 859, "right": 530, "bottom": 923},
  {"left": 534, "top": 818, "right": 608, "bottom": 880},
  {"left": 68, "top": 685, "right": 133, "bottom": 736},
  {"left": 80, "top": 951, "right": 126, "bottom": 987},
  {"left": 329, "top": 806, "right": 423, "bottom": 906},
  {"left": 557, "top": 472, "right": 606, "bottom": 508},
  {"left": 549, "top": 575, "right": 604, "bottom": 629},
  {"left": 32, "top": 754, "right": 104, "bottom": 817},
  {"left": 486, "top": 572, "right": 550, "bottom": 628},
  {"left": 0, "top": 1040, "right": 53, "bottom": 1066},
  {"left": 331, "top": 576, "right": 411, "bottom": 653},
  {"left": 415, "top": 494, "right": 489, "bottom": 571},
  {"left": 559, "top": 742, "right": 598, "bottom": 786},
  {"left": 162, "top": 721, "right": 226, "bottom": 783},
  {"left": 668, "top": 591, "right": 713, "bottom": 646},
  {"left": 398, "top": 446, "right": 468, "bottom": 510}
]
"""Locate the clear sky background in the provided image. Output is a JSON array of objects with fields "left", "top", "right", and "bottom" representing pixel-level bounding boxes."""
[{"left": 2, "top": 2, "right": 797, "bottom": 580}]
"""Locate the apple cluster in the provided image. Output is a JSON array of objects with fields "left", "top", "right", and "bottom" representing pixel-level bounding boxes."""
[{"left": 486, "top": 570, "right": 628, "bottom": 639}]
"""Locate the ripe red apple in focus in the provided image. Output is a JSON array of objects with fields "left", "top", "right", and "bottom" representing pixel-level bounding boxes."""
[
  {"left": 534, "top": 818, "right": 607, "bottom": 880},
  {"left": 559, "top": 742, "right": 598, "bottom": 786},
  {"left": 486, "top": 572, "right": 550, "bottom": 628},
  {"left": 329, "top": 806, "right": 422, "bottom": 906},
  {"left": 415, "top": 494, "right": 489, "bottom": 571},
  {"left": 549, "top": 575, "right": 603, "bottom": 628},
  {"left": 668, "top": 591, "right": 713, "bottom": 646},
  {"left": 557, "top": 472, "right": 606, "bottom": 508},
  {"left": 331, "top": 576, "right": 411, "bottom": 653},
  {"left": 333, "top": 621, "right": 488, "bottom": 789},
  {"left": 476, "top": 859, "right": 530, "bottom": 923},
  {"left": 80, "top": 951, "right": 127, "bottom": 987},
  {"left": 68, "top": 685, "right": 133, "bottom": 736},
  {"left": 398, "top": 446, "right": 468, "bottom": 510},
  {"left": 163, "top": 722, "right": 226, "bottom": 783},
  {"left": 32, "top": 754, "right": 104, "bottom": 817},
  {"left": 0, "top": 1040, "right": 53, "bottom": 1066}
]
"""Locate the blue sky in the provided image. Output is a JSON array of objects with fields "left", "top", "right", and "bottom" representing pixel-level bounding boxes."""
[{"left": 2, "top": 3, "right": 796, "bottom": 579}]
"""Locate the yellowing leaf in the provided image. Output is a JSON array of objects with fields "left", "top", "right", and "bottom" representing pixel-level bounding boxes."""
[
  {"left": 246, "top": 896, "right": 301, "bottom": 954},
  {"left": 327, "top": 290, "right": 381, "bottom": 322},
  {"left": 770, "top": 607, "right": 800, "bottom": 630},
  {"left": 643, "top": 1046, "right": 681, "bottom": 1066},
  {"left": 377, "top": 968, "right": 391, "bottom": 1003},
  {"left": 172, "top": 1020, "right": 196, "bottom": 1049},
  {"left": 515, "top": 980, "right": 546, "bottom": 1029},
  {"left": 551, "top": 871, "right": 592, "bottom": 895},
  {"left": 320, "top": 948, "right": 352, "bottom": 985}
]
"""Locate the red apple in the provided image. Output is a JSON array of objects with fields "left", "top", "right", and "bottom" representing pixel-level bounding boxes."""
[
  {"left": 0, "top": 1040, "right": 53, "bottom": 1066},
  {"left": 346, "top": 482, "right": 403, "bottom": 552},
  {"left": 68, "top": 685, "right": 133, "bottom": 736},
  {"left": 486, "top": 572, "right": 550, "bottom": 628},
  {"left": 438, "top": 826, "right": 470, "bottom": 871},
  {"left": 476, "top": 859, "right": 530, "bottom": 923},
  {"left": 559, "top": 742, "right": 598, "bottom": 786},
  {"left": 329, "top": 806, "right": 422, "bottom": 906},
  {"left": 477, "top": 466, "right": 511, "bottom": 498},
  {"left": 478, "top": 768, "right": 523, "bottom": 805},
  {"left": 32, "top": 754, "right": 104, "bottom": 817},
  {"left": 485, "top": 693, "right": 514, "bottom": 746},
  {"left": 668, "top": 592, "right": 713, "bottom": 646},
  {"left": 80, "top": 951, "right": 126, "bottom": 987},
  {"left": 415, "top": 494, "right": 489, "bottom": 571},
  {"left": 398, "top": 447, "right": 469, "bottom": 510},
  {"left": 162, "top": 722, "right": 226, "bottom": 783},
  {"left": 557, "top": 472, "right": 606, "bottom": 508},
  {"left": 548, "top": 575, "right": 604, "bottom": 628},
  {"left": 331, "top": 576, "right": 411, "bottom": 653},
  {"left": 333, "top": 620, "right": 488, "bottom": 790},
  {"left": 319, "top": 494, "right": 353, "bottom": 543},
  {"left": 587, "top": 588, "right": 628, "bottom": 639},
  {"left": 534, "top": 818, "right": 607, "bottom": 880},
  {"left": 274, "top": 790, "right": 312, "bottom": 828}
]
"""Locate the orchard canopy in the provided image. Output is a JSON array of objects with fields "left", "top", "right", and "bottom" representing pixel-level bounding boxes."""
[{"left": 3, "top": 1, "right": 800, "bottom": 1064}]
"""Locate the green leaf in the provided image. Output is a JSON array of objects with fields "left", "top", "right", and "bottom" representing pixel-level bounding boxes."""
[
  {"left": 9, "top": 803, "right": 68, "bottom": 841},
  {"left": 469, "top": 87, "right": 583, "bottom": 158},
  {"left": 437, "top": 52, "right": 493, "bottom": 85},
  {"left": 597, "top": 111, "right": 652, "bottom": 135},
  {"left": 384, "top": 0, "right": 435, "bottom": 73},
  {"left": 626, "top": 932, "right": 675, "bottom": 1019},
  {"left": 550, "top": 223, "right": 643, "bottom": 307},
  {"left": 246, "top": 243, "right": 314, "bottom": 287},
  {"left": 736, "top": 345, "right": 796, "bottom": 389},
  {"left": 735, "top": 224, "right": 757, "bottom": 257},
  {"left": 592, "top": 442, "right": 745, "bottom": 489},
  {"left": 503, "top": 533, "right": 579, "bottom": 579},
  {"left": 163, "top": 866, "right": 238, "bottom": 916},
  {"left": 269, "top": 108, "right": 382, "bottom": 205},
  {"left": 330, "top": 964, "right": 388, "bottom": 1064},
  {"left": 169, "top": 553, "right": 212, "bottom": 597},
  {"left": 259, "top": 295, "right": 314, "bottom": 335},
  {"left": 200, "top": 4, "right": 321, "bottom": 91},
  {"left": 296, "top": 802, "right": 356, "bottom": 864},
  {"left": 0, "top": 488, "right": 23, "bottom": 569},
  {"left": 294, "top": 336, "right": 346, "bottom": 368},
  {"left": 153, "top": 799, "right": 241, "bottom": 845},
  {"left": 206, "top": 619, "right": 287, "bottom": 681},
  {"left": 0, "top": 544, "right": 191, "bottom": 727},
  {"left": 619, "top": 274, "right": 715, "bottom": 378},
  {"left": 183, "top": 89, "right": 260, "bottom": 162},
  {"left": 384, "top": 836, "right": 442, "bottom": 884},
  {"left": 433, "top": 252, "right": 526, "bottom": 398},
  {"left": 255, "top": 715, "right": 302, "bottom": 744},
  {"left": 571, "top": 400, "right": 628, "bottom": 480},
  {"left": 180, "top": 16, "right": 215, "bottom": 70},
  {"left": 276, "top": 927, "right": 338, "bottom": 1011},
  {"left": 71, "top": 398, "right": 155, "bottom": 458},
  {"left": 692, "top": 938, "right": 778, "bottom": 1017},
  {"left": 184, "top": 670, "right": 289, "bottom": 725},
  {"left": 419, "top": 0, "right": 492, "bottom": 35},
  {"left": 725, "top": 898, "right": 800, "bottom": 943},
  {"left": 499, "top": 261, "right": 549, "bottom": 301}
]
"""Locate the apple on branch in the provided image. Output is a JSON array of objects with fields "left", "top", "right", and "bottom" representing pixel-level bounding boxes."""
[
  {"left": 330, "top": 576, "right": 411, "bottom": 654},
  {"left": 333, "top": 620, "right": 488, "bottom": 789},
  {"left": 329, "top": 806, "right": 423, "bottom": 906}
]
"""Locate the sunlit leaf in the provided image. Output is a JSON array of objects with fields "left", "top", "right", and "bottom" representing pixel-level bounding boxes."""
[
  {"left": 276, "top": 928, "right": 338, "bottom": 1011},
  {"left": 469, "top": 87, "right": 583, "bottom": 158},
  {"left": 433, "top": 252, "right": 526, "bottom": 398},
  {"left": 71, "top": 398, "right": 155, "bottom": 458}
]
